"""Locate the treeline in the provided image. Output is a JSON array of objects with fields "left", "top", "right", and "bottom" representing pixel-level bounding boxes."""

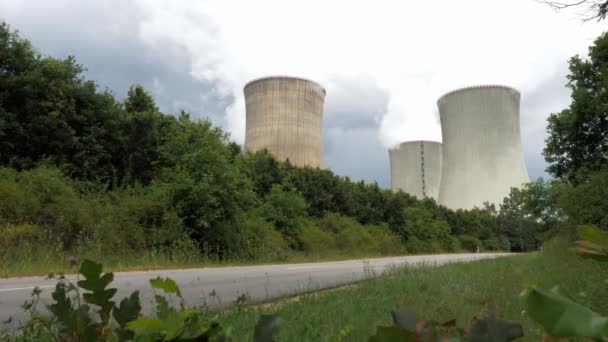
[{"left": 3, "top": 21, "right": 605, "bottom": 264}]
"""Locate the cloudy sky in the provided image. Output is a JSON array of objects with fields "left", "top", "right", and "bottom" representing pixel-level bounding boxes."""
[{"left": 1, "top": 1, "right": 604, "bottom": 187}]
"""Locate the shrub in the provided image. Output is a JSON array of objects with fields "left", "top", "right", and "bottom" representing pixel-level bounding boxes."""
[
  {"left": 299, "top": 225, "right": 336, "bottom": 255},
  {"left": 482, "top": 236, "right": 503, "bottom": 251},
  {"left": 445, "top": 235, "right": 461, "bottom": 252},
  {"left": 258, "top": 185, "right": 310, "bottom": 245},
  {"left": 317, "top": 212, "right": 358, "bottom": 233},
  {"left": 458, "top": 235, "right": 481, "bottom": 252},
  {"left": 405, "top": 236, "right": 432, "bottom": 254},
  {"left": 316, "top": 213, "right": 402, "bottom": 256},
  {"left": 217, "top": 211, "right": 290, "bottom": 261},
  {"left": 0, "top": 168, "right": 39, "bottom": 224},
  {"left": 366, "top": 224, "right": 403, "bottom": 255},
  {"left": 556, "top": 170, "right": 608, "bottom": 230}
]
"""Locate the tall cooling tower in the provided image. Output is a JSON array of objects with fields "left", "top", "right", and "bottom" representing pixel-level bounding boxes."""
[
  {"left": 438, "top": 85, "right": 529, "bottom": 210},
  {"left": 389, "top": 140, "right": 442, "bottom": 200},
  {"left": 244, "top": 76, "right": 325, "bottom": 168}
]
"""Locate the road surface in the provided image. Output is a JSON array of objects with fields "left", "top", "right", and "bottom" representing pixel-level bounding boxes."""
[{"left": 0, "top": 253, "right": 512, "bottom": 325}]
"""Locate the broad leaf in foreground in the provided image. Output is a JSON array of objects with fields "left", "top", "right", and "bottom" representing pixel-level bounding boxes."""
[{"left": 521, "top": 286, "right": 608, "bottom": 339}]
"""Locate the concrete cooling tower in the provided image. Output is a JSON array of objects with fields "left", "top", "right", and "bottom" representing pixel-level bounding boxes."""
[
  {"left": 389, "top": 140, "right": 442, "bottom": 200},
  {"left": 437, "top": 85, "right": 529, "bottom": 210},
  {"left": 244, "top": 76, "right": 325, "bottom": 168}
]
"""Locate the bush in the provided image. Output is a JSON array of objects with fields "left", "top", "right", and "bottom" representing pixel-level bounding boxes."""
[
  {"left": 258, "top": 185, "right": 310, "bottom": 245},
  {"left": 405, "top": 236, "right": 432, "bottom": 254},
  {"left": 557, "top": 170, "right": 608, "bottom": 230},
  {"left": 218, "top": 211, "right": 290, "bottom": 261},
  {"left": 458, "top": 235, "right": 482, "bottom": 252},
  {"left": 299, "top": 225, "right": 336, "bottom": 255},
  {"left": 316, "top": 213, "right": 402, "bottom": 256},
  {"left": 366, "top": 224, "right": 404, "bottom": 255},
  {"left": 482, "top": 236, "right": 504, "bottom": 251},
  {"left": 0, "top": 223, "right": 48, "bottom": 259},
  {"left": 445, "top": 235, "right": 462, "bottom": 252},
  {"left": 0, "top": 168, "right": 39, "bottom": 224}
]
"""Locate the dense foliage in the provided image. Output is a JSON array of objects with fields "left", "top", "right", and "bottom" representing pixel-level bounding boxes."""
[
  {"left": 2, "top": 19, "right": 607, "bottom": 264},
  {"left": 0, "top": 21, "right": 538, "bottom": 265},
  {"left": 2, "top": 18, "right": 608, "bottom": 340},
  {"left": 543, "top": 31, "right": 608, "bottom": 181}
]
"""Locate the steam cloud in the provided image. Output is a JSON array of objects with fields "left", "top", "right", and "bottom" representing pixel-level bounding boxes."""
[{"left": 134, "top": 0, "right": 601, "bottom": 149}]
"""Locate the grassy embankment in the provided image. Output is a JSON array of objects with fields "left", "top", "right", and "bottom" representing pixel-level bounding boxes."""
[
  {"left": 217, "top": 238, "right": 608, "bottom": 341},
  {"left": 1, "top": 247, "right": 417, "bottom": 278}
]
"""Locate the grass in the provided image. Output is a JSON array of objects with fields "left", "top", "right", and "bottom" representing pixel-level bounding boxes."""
[
  {"left": 0, "top": 244, "right": 440, "bottom": 278},
  {"left": 216, "top": 238, "right": 608, "bottom": 341}
]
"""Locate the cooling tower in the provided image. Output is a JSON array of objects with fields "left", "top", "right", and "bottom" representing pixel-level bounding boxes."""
[
  {"left": 437, "top": 85, "right": 529, "bottom": 210},
  {"left": 244, "top": 76, "right": 325, "bottom": 168},
  {"left": 389, "top": 140, "right": 442, "bottom": 200}
]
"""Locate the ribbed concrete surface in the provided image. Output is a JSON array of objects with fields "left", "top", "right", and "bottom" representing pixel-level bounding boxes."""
[
  {"left": 244, "top": 76, "right": 325, "bottom": 168},
  {"left": 389, "top": 140, "right": 442, "bottom": 200},
  {"left": 438, "top": 85, "right": 529, "bottom": 209}
]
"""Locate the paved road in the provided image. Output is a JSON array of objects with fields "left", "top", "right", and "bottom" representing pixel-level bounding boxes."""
[{"left": 0, "top": 253, "right": 512, "bottom": 325}]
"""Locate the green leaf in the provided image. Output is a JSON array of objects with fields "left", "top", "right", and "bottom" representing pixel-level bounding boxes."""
[
  {"left": 368, "top": 326, "right": 417, "bottom": 342},
  {"left": 79, "top": 259, "right": 103, "bottom": 284},
  {"left": 150, "top": 277, "right": 182, "bottom": 298},
  {"left": 468, "top": 319, "right": 523, "bottom": 342},
  {"left": 391, "top": 309, "right": 417, "bottom": 331},
  {"left": 48, "top": 283, "right": 72, "bottom": 321},
  {"left": 254, "top": 314, "right": 281, "bottom": 342},
  {"left": 126, "top": 316, "right": 164, "bottom": 334},
  {"left": 575, "top": 225, "right": 608, "bottom": 261},
  {"left": 579, "top": 225, "right": 608, "bottom": 245},
  {"left": 154, "top": 294, "right": 172, "bottom": 319},
  {"left": 113, "top": 290, "right": 141, "bottom": 342},
  {"left": 521, "top": 286, "right": 608, "bottom": 338},
  {"left": 575, "top": 240, "right": 608, "bottom": 261}
]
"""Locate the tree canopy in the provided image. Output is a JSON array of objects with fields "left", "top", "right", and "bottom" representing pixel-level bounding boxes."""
[{"left": 544, "top": 31, "right": 608, "bottom": 180}]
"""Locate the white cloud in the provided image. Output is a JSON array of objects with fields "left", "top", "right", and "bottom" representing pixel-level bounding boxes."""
[
  {"left": 133, "top": 0, "right": 603, "bottom": 148},
  {"left": 1, "top": 0, "right": 604, "bottom": 184}
]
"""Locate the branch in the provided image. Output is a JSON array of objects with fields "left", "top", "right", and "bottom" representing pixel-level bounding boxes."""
[{"left": 537, "top": 0, "right": 608, "bottom": 21}]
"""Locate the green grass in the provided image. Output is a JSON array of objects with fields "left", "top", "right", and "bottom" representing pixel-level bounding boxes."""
[
  {"left": 218, "top": 238, "right": 608, "bottom": 341},
  {"left": 0, "top": 244, "right": 423, "bottom": 278}
]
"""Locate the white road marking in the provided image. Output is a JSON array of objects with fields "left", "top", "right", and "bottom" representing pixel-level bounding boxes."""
[{"left": 0, "top": 285, "right": 55, "bottom": 292}]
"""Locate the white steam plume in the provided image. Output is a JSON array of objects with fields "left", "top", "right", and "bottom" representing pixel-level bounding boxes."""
[{"left": 135, "top": 0, "right": 602, "bottom": 147}]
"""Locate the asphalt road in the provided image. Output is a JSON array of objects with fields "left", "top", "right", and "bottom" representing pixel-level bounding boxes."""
[{"left": 0, "top": 253, "right": 512, "bottom": 326}]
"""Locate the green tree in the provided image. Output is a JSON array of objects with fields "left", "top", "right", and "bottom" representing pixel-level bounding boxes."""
[
  {"left": 124, "top": 84, "right": 158, "bottom": 113},
  {"left": 543, "top": 32, "right": 608, "bottom": 180},
  {"left": 556, "top": 170, "right": 608, "bottom": 230},
  {"left": 116, "top": 87, "right": 175, "bottom": 185},
  {"left": 0, "top": 22, "right": 125, "bottom": 183},
  {"left": 258, "top": 184, "right": 309, "bottom": 245},
  {"left": 155, "top": 113, "right": 256, "bottom": 252},
  {"left": 242, "top": 149, "right": 285, "bottom": 198},
  {"left": 402, "top": 207, "right": 452, "bottom": 249}
]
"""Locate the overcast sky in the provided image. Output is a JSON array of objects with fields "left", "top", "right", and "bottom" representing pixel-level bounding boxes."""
[{"left": 1, "top": 1, "right": 604, "bottom": 187}]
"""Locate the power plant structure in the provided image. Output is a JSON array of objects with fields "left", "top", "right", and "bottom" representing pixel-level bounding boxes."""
[
  {"left": 389, "top": 140, "right": 442, "bottom": 201},
  {"left": 437, "top": 85, "right": 529, "bottom": 210},
  {"left": 244, "top": 76, "right": 326, "bottom": 168},
  {"left": 241, "top": 76, "right": 529, "bottom": 210}
]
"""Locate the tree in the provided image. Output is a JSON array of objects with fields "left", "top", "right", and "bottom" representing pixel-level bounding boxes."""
[
  {"left": 402, "top": 207, "right": 451, "bottom": 248},
  {"left": 124, "top": 84, "right": 158, "bottom": 113},
  {"left": 257, "top": 184, "right": 309, "bottom": 245},
  {"left": 0, "top": 22, "right": 125, "bottom": 183},
  {"left": 538, "top": 0, "right": 608, "bottom": 22},
  {"left": 155, "top": 113, "right": 256, "bottom": 249},
  {"left": 116, "top": 86, "right": 173, "bottom": 185},
  {"left": 241, "top": 149, "right": 285, "bottom": 198},
  {"left": 543, "top": 32, "right": 608, "bottom": 180},
  {"left": 556, "top": 170, "right": 608, "bottom": 230}
]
